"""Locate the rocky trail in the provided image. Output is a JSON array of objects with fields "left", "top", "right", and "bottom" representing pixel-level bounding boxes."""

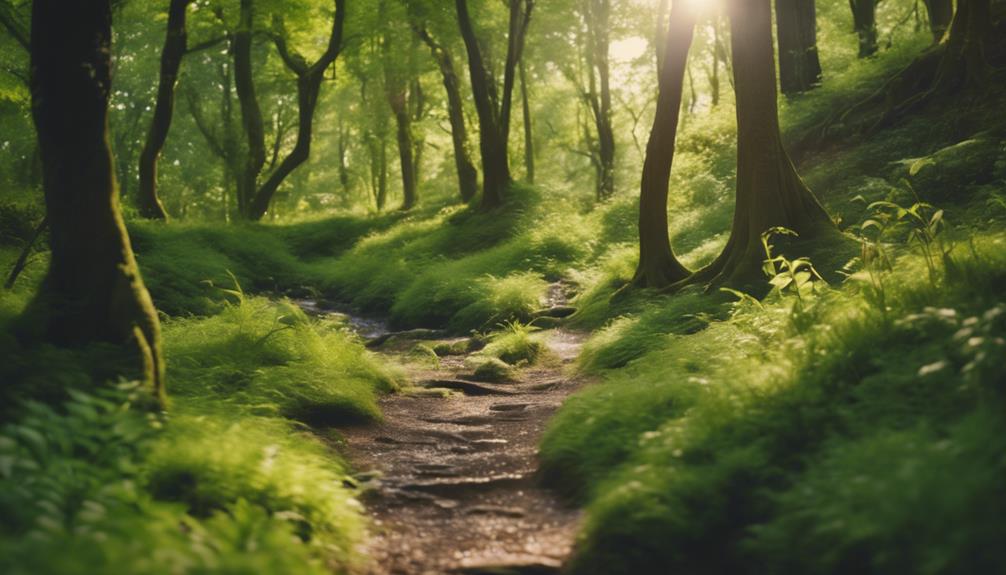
[{"left": 308, "top": 299, "right": 587, "bottom": 574}]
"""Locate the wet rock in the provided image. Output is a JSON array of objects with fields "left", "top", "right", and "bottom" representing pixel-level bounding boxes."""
[
  {"left": 489, "top": 403, "right": 529, "bottom": 412},
  {"left": 531, "top": 306, "right": 577, "bottom": 319},
  {"left": 419, "top": 379, "right": 520, "bottom": 396},
  {"left": 366, "top": 328, "right": 446, "bottom": 348},
  {"left": 452, "top": 557, "right": 562, "bottom": 575},
  {"left": 422, "top": 415, "right": 496, "bottom": 427},
  {"left": 464, "top": 505, "right": 527, "bottom": 518}
]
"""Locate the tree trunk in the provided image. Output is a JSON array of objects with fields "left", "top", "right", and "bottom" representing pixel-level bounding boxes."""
[
  {"left": 391, "top": 96, "right": 417, "bottom": 211},
  {"left": 520, "top": 58, "right": 535, "bottom": 184},
  {"left": 4, "top": 215, "right": 47, "bottom": 290},
  {"left": 594, "top": 1, "right": 615, "bottom": 200},
  {"left": 631, "top": 3, "right": 696, "bottom": 289},
  {"left": 137, "top": 0, "right": 190, "bottom": 221},
  {"left": 415, "top": 26, "right": 478, "bottom": 203},
  {"left": 693, "top": 0, "right": 835, "bottom": 287},
  {"left": 776, "top": 0, "right": 823, "bottom": 94},
  {"left": 923, "top": 0, "right": 954, "bottom": 41},
  {"left": 456, "top": 0, "right": 532, "bottom": 210},
  {"left": 850, "top": 0, "right": 879, "bottom": 58},
  {"left": 233, "top": 0, "right": 265, "bottom": 217},
  {"left": 27, "top": 0, "right": 165, "bottom": 402},
  {"left": 872, "top": 0, "right": 992, "bottom": 129},
  {"left": 932, "top": 0, "right": 992, "bottom": 93},
  {"left": 246, "top": 1, "right": 346, "bottom": 220}
]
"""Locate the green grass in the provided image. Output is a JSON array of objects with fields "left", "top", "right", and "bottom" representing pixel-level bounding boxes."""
[
  {"left": 0, "top": 266, "right": 398, "bottom": 572},
  {"left": 541, "top": 236, "right": 1006, "bottom": 575}
]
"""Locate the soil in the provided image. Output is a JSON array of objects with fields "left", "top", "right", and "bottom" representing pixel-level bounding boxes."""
[{"left": 331, "top": 321, "right": 588, "bottom": 575}]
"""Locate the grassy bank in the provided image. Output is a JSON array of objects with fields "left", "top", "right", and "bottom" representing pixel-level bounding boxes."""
[{"left": 0, "top": 262, "right": 399, "bottom": 573}]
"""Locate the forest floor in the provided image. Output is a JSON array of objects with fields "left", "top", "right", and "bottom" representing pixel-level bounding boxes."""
[{"left": 307, "top": 302, "right": 589, "bottom": 575}]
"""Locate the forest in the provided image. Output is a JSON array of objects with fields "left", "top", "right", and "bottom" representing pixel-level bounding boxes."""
[{"left": 1, "top": 0, "right": 1004, "bottom": 573}]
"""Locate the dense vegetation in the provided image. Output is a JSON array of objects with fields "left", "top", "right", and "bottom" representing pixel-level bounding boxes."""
[{"left": 1, "top": 0, "right": 1004, "bottom": 572}]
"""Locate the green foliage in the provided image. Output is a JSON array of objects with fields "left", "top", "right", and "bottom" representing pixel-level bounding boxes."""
[
  {"left": 470, "top": 357, "right": 516, "bottom": 383},
  {"left": 479, "top": 320, "right": 544, "bottom": 365},
  {"left": 164, "top": 291, "right": 399, "bottom": 424},
  {"left": 0, "top": 385, "right": 346, "bottom": 574},
  {"left": 542, "top": 235, "right": 1006, "bottom": 575}
]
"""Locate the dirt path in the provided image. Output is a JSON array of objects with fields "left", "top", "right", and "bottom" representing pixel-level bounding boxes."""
[{"left": 337, "top": 326, "right": 587, "bottom": 575}]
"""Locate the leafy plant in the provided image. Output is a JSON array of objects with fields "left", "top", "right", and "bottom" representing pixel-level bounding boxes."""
[
  {"left": 863, "top": 194, "right": 952, "bottom": 284},
  {"left": 761, "top": 227, "right": 827, "bottom": 302}
]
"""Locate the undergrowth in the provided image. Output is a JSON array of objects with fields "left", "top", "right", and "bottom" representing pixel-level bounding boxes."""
[{"left": 541, "top": 234, "right": 1006, "bottom": 574}]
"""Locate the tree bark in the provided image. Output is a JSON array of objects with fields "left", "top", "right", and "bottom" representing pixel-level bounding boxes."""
[
  {"left": 233, "top": 0, "right": 265, "bottom": 216},
  {"left": 776, "top": 0, "right": 823, "bottom": 94},
  {"left": 520, "top": 58, "right": 535, "bottom": 184},
  {"left": 871, "top": 0, "right": 992, "bottom": 129},
  {"left": 27, "top": 0, "right": 165, "bottom": 402},
  {"left": 137, "top": 0, "right": 191, "bottom": 221},
  {"left": 455, "top": 0, "right": 533, "bottom": 210},
  {"left": 692, "top": 0, "right": 835, "bottom": 287},
  {"left": 383, "top": 23, "right": 417, "bottom": 212},
  {"left": 415, "top": 25, "right": 478, "bottom": 203},
  {"left": 850, "top": 0, "right": 879, "bottom": 58},
  {"left": 594, "top": 0, "right": 615, "bottom": 199},
  {"left": 923, "top": 0, "right": 953, "bottom": 41},
  {"left": 631, "top": 3, "right": 696, "bottom": 289},
  {"left": 246, "top": 0, "right": 346, "bottom": 220}
]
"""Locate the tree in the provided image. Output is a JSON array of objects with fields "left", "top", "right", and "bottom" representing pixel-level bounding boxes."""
[
  {"left": 775, "top": 0, "right": 822, "bottom": 94},
  {"left": 381, "top": 1, "right": 418, "bottom": 211},
  {"left": 690, "top": 0, "right": 835, "bottom": 286},
  {"left": 247, "top": 0, "right": 347, "bottom": 220},
  {"left": 849, "top": 0, "right": 879, "bottom": 58},
  {"left": 413, "top": 22, "right": 479, "bottom": 202},
  {"left": 519, "top": 57, "right": 534, "bottom": 184},
  {"left": 455, "top": 0, "right": 534, "bottom": 210},
  {"left": 137, "top": 0, "right": 191, "bottom": 221},
  {"left": 846, "top": 0, "right": 994, "bottom": 131},
  {"left": 923, "top": 0, "right": 953, "bottom": 42},
  {"left": 137, "top": 0, "right": 225, "bottom": 221},
  {"left": 579, "top": 0, "right": 615, "bottom": 200},
  {"left": 631, "top": 1, "right": 696, "bottom": 288},
  {"left": 26, "top": 0, "right": 165, "bottom": 401}
]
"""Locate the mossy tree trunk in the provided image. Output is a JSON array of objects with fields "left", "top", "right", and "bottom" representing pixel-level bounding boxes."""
[
  {"left": 631, "top": 3, "right": 696, "bottom": 289},
  {"left": 28, "top": 0, "right": 165, "bottom": 402},
  {"left": 415, "top": 25, "right": 479, "bottom": 203},
  {"left": 137, "top": 0, "right": 191, "bottom": 221},
  {"left": 849, "top": 0, "right": 879, "bottom": 58},
  {"left": 776, "top": 0, "right": 822, "bottom": 94},
  {"left": 691, "top": 0, "right": 835, "bottom": 287}
]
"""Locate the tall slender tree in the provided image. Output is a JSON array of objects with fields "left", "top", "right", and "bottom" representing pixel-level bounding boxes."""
[
  {"left": 27, "top": 0, "right": 165, "bottom": 401},
  {"left": 137, "top": 0, "right": 191, "bottom": 221},
  {"left": 520, "top": 58, "right": 535, "bottom": 184},
  {"left": 776, "top": 0, "right": 822, "bottom": 94},
  {"left": 581, "top": 0, "right": 615, "bottom": 200},
  {"left": 247, "top": 0, "right": 347, "bottom": 219},
  {"left": 455, "top": 0, "right": 534, "bottom": 210},
  {"left": 849, "top": 0, "right": 879, "bottom": 58},
  {"left": 413, "top": 23, "right": 479, "bottom": 203},
  {"left": 632, "top": 1, "right": 697, "bottom": 288}
]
